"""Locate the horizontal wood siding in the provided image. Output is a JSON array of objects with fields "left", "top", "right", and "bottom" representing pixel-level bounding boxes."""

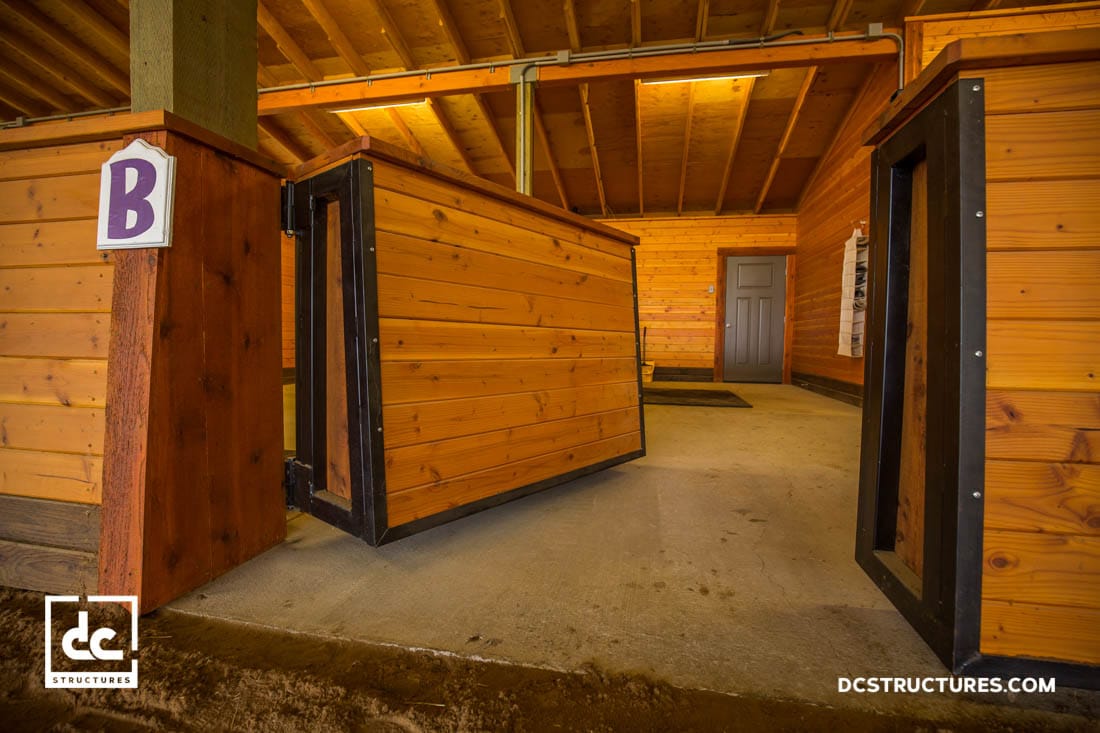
[
  {"left": 606, "top": 216, "right": 797, "bottom": 370},
  {"left": 373, "top": 160, "right": 642, "bottom": 528},
  {"left": 977, "top": 61, "right": 1100, "bottom": 666},
  {"left": 793, "top": 63, "right": 897, "bottom": 386},
  {"left": 0, "top": 139, "right": 115, "bottom": 595},
  {"left": 0, "top": 139, "right": 114, "bottom": 511},
  {"left": 908, "top": 4, "right": 1100, "bottom": 81}
]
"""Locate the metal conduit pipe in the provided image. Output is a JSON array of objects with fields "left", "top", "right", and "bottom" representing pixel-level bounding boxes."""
[{"left": 252, "top": 27, "right": 905, "bottom": 96}]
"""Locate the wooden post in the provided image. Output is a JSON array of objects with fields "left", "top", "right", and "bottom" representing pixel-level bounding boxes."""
[{"left": 129, "top": 0, "right": 257, "bottom": 147}]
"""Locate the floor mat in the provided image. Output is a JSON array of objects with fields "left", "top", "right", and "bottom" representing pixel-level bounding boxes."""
[{"left": 643, "top": 387, "right": 752, "bottom": 407}]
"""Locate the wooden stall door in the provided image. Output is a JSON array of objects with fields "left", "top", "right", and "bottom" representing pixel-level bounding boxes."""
[
  {"left": 287, "top": 156, "right": 386, "bottom": 544},
  {"left": 856, "top": 80, "right": 987, "bottom": 673}
]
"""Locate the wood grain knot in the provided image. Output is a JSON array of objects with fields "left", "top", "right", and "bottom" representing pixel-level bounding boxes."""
[{"left": 988, "top": 552, "right": 1017, "bottom": 571}]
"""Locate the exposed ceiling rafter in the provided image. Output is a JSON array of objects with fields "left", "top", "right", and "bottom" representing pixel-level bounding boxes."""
[
  {"left": 426, "top": 96, "right": 477, "bottom": 174},
  {"left": 498, "top": 0, "right": 525, "bottom": 57},
  {"left": 635, "top": 79, "right": 644, "bottom": 216},
  {"left": 364, "top": 0, "right": 416, "bottom": 69},
  {"left": 579, "top": 83, "right": 607, "bottom": 216},
  {"left": 761, "top": 0, "right": 781, "bottom": 36},
  {"left": 714, "top": 78, "right": 755, "bottom": 215},
  {"left": 534, "top": 101, "right": 569, "bottom": 209},
  {"left": 259, "top": 117, "right": 311, "bottom": 162},
  {"left": 0, "top": 62, "right": 73, "bottom": 114},
  {"left": 563, "top": 0, "right": 582, "bottom": 52},
  {"left": 5, "top": 0, "right": 129, "bottom": 97},
  {"left": 631, "top": 0, "right": 642, "bottom": 47},
  {"left": 901, "top": 0, "right": 928, "bottom": 18},
  {"left": 677, "top": 84, "right": 696, "bottom": 215},
  {"left": 0, "top": 29, "right": 116, "bottom": 108},
  {"left": 0, "top": 84, "right": 46, "bottom": 118},
  {"left": 62, "top": 2, "right": 129, "bottom": 58},
  {"left": 696, "top": 0, "right": 710, "bottom": 41},
  {"left": 755, "top": 65, "right": 818, "bottom": 213},
  {"left": 826, "top": 0, "right": 855, "bottom": 31}
]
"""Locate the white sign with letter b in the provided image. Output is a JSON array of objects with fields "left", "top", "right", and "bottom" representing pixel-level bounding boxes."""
[{"left": 97, "top": 138, "right": 176, "bottom": 250}]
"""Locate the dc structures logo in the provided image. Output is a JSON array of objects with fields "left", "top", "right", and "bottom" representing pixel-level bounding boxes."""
[{"left": 44, "top": 596, "right": 139, "bottom": 689}]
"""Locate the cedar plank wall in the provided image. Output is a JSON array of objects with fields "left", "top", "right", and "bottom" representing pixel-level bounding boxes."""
[
  {"left": 973, "top": 61, "right": 1100, "bottom": 665},
  {"left": 907, "top": 3, "right": 1100, "bottom": 83},
  {"left": 0, "top": 139, "right": 117, "bottom": 594},
  {"left": 371, "top": 161, "right": 643, "bottom": 528},
  {"left": 607, "top": 216, "right": 797, "bottom": 371},
  {"left": 792, "top": 63, "right": 897, "bottom": 389}
]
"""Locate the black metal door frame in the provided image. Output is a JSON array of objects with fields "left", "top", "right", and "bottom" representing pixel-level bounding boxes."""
[
  {"left": 857, "top": 80, "right": 986, "bottom": 673},
  {"left": 289, "top": 158, "right": 387, "bottom": 545}
]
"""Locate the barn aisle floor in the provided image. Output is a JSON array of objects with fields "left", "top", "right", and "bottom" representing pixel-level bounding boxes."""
[{"left": 168, "top": 384, "right": 1098, "bottom": 726}]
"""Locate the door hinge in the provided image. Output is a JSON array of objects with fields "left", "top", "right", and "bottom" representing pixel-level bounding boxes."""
[
  {"left": 283, "top": 457, "right": 313, "bottom": 508},
  {"left": 280, "top": 181, "right": 295, "bottom": 235}
]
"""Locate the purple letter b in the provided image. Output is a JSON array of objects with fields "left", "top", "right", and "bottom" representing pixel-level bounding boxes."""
[{"left": 107, "top": 159, "right": 157, "bottom": 239}]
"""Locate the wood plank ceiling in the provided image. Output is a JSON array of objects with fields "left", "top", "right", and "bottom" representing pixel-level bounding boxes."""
[{"left": 0, "top": 0, "right": 1071, "bottom": 216}]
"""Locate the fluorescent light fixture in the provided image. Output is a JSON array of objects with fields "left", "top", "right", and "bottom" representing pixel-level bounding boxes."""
[
  {"left": 329, "top": 99, "right": 427, "bottom": 113},
  {"left": 641, "top": 72, "right": 769, "bottom": 86}
]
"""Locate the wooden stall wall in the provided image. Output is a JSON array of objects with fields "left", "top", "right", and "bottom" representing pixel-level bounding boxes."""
[
  {"left": 371, "top": 160, "right": 643, "bottom": 528},
  {"left": 608, "top": 216, "right": 796, "bottom": 374},
  {"left": 0, "top": 138, "right": 117, "bottom": 594},
  {"left": 905, "top": 2, "right": 1100, "bottom": 82},
  {"left": 974, "top": 60, "right": 1100, "bottom": 666},
  {"left": 792, "top": 63, "right": 897, "bottom": 396}
]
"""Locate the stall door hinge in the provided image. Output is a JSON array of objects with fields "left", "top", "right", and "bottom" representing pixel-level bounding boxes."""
[
  {"left": 280, "top": 181, "right": 295, "bottom": 235},
  {"left": 283, "top": 457, "right": 313, "bottom": 508}
]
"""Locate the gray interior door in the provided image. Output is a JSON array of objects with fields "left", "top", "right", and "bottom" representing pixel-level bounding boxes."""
[{"left": 723, "top": 255, "right": 786, "bottom": 383}]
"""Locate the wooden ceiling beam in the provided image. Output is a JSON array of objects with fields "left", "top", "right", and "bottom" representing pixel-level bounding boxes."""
[
  {"left": 0, "top": 30, "right": 116, "bottom": 108},
  {"left": 563, "top": 0, "right": 582, "bottom": 52},
  {"left": 498, "top": 0, "right": 525, "bottom": 57},
  {"left": 297, "top": 109, "right": 340, "bottom": 149},
  {"left": 63, "top": 2, "right": 129, "bottom": 58},
  {"left": 0, "top": 86, "right": 47, "bottom": 118},
  {"left": 301, "top": 0, "right": 370, "bottom": 76},
  {"left": 0, "top": 61, "right": 74, "bottom": 114},
  {"left": 365, "top": 0, "right": 416, "bottom": 69},
  {"left": 579, "top": 83, "right": 607, "bottom": 216},
  {"left": 676, "top": 85, "right": 696, "bottom": 215},
  {"left": 336, "top": 111, "right": 368, "bottom": 136},
  {"left": 696, "top": 0, "right": 710, "bottom": 41},
  {"left": 761, "top": 0, "right": 780, "bottom": 36},
  {"left": 386, "top": 107, "right": 426, "bottom": 157},
  {"left": 796, "top": 68, "right": 877, "bottom": 209},
  {"left": 5, "top": 0, "right": 129, "bottom": 96},
  {"left": 754, "top": 66, "right": 817, "bottom": 213},
  {"left": 901, "top": 0, "right": 927, "bottom": 18},
  {"left": 631, "top": 0, "right": 642, "bottom": 47},
  {"left": 826, "top": 0, "right": 856, "bottom": 32},
  {"left": 429, "top": 0, "right": 471, "bottom": 64},
  {"left": 258, "top": 1, "right": 324, "bottom": 82},
  {"left": 534, "top": 100, "right": 569, "bottom": 209},
  {"left": 714, "top": 79, "right": 754, "bottom": 214},
  {"left": 259, "top": 118, "right": 311, "bottom": 162},
  {"left": 635, "top": 79, "right": 644, "bottom": 216},
  {"left": 258, "top": 37, "right": 898, "bottom": 114},
  {"left": 473, "top": 94, "right": 515, "bottom": 178},
  {"left": 426, "top": 97, "right": 477, "bottom": 174}
]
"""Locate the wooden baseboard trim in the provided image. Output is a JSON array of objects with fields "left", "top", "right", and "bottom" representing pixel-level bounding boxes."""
[{"left": 791, "top": 372, "right": 864, "bottom": 407}]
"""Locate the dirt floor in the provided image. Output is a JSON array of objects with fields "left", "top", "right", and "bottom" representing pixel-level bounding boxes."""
[{"left": 1, "top": 589, "right": 1096, "bottom": 732}]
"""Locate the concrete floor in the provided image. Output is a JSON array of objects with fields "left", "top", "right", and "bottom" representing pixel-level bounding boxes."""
[{"left": 170, "top": 384, "right": 1099, "bottom": 725}]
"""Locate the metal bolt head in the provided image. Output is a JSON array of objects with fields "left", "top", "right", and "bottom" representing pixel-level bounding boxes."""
[
  {"left": 372, "top": 337, "right": 378, "bottom": 343},
  {"left": 972, "top": 84, "right": 981, "bottom": 92},
  {"left": 975, "top": 350, "right": 983, "bottom": 357},
  {"left": 369, "top": 247, "right": 376, "bottom": 253},
  {"left": 972, "top": 491, "right": 982, "bottom": 499},
  {"left": 975, "top": 211, "right": 984, "bottom": 218},
  {"left": 377, "top": 426, "right": 383, "bottom": 432}
]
